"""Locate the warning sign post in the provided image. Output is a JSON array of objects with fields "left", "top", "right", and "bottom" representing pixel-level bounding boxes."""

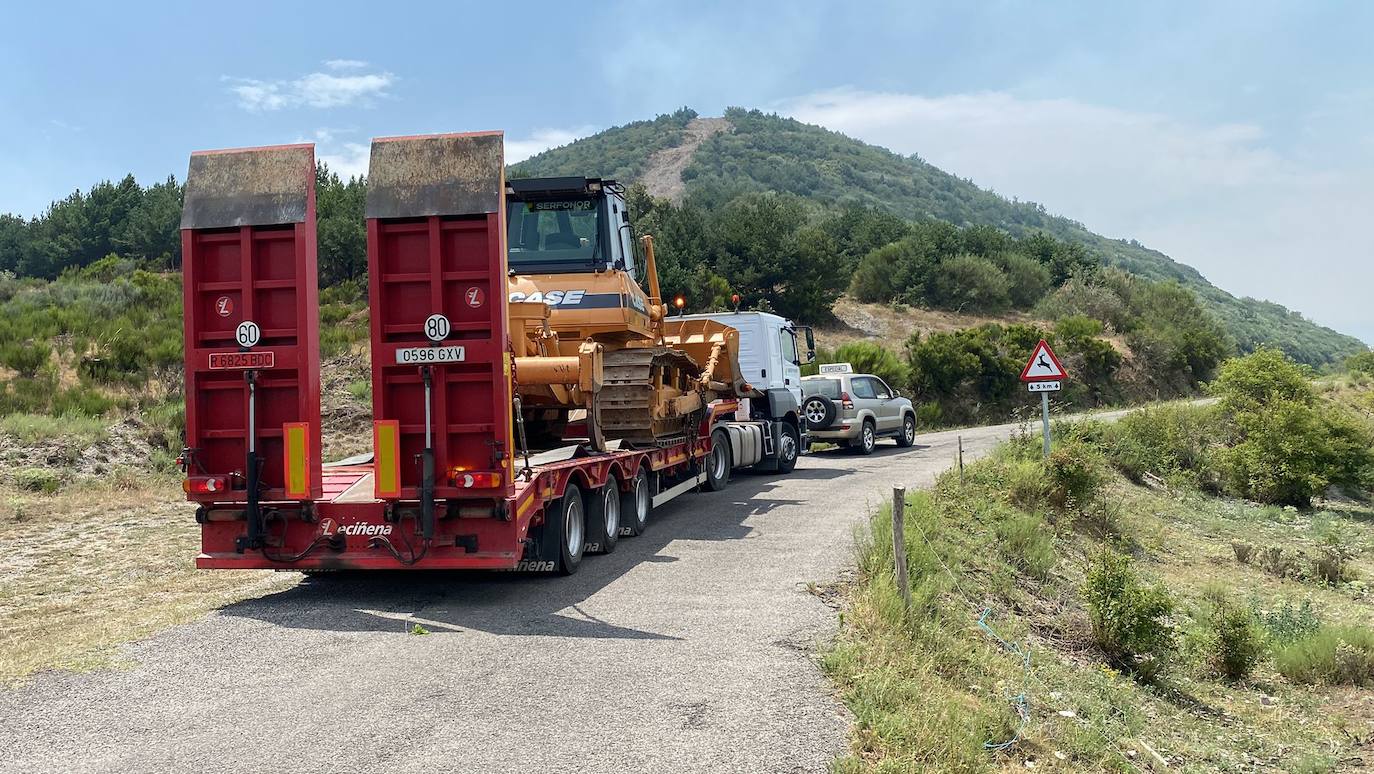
[{"left": 1020, "top": 340, "right": 1067, "bottom": 457}]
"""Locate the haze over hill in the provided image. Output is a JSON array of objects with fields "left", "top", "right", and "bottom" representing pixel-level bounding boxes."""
[{"left": 513, "top": 108, "right": 1365, "bottom": 366}]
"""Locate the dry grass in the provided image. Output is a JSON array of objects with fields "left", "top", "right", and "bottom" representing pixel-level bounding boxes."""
[
  {"left": 820, "top": 295, "right": 1052, "bottom": 350},
  {"left": 0, "top": 479, "right": 297, "bottom": 685}
]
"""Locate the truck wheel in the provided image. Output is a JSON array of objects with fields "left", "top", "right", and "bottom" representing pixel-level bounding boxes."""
[
  {"left": 585, "top": 482, "right": 620, "bottom": 555},
  {"left": 704, "top": 429, "right": 731, "bottom": 491},
  {"left": 896, "top": 413, "right": 917, "bottom": 447},
  {"left": 802, "top": 395, "right": 836, "bottom": 430},
  {"left": 619, "top": 467, "right": 651, "bottom": 537},
  {"left": 851, "top": 419, "right": 876, "bottom": 456},
  {"left": 553, "top": 484, "right": 585, "bottom": 575},
  {"left": 776, "top": 422, "right": 800, "bottom": 473}
]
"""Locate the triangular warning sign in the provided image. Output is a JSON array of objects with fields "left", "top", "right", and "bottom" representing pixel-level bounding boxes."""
[{"left": 1020, "top": 340, "right": 1066, "bottom": 381}]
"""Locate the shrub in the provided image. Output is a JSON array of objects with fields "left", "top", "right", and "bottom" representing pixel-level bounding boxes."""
[
  {"left": 927, "top": 254, "right": 1011, "bottom": 314},
  {"left": 1045, "top": 439, "right": 1106, "bottom": 510},
  {"left": 1004, "top": 459, "right": 1049, "bottom": 511},
  {"left": 15, "top": 468, "right": 61, "bottom": 494},
  {"left": 1254, "top": 598, "right": 1321, "bottom": 645},
  {"left": 0, "top": 342, "right": 50, "bottom": 377},
  {"left": 1347, "top": 350, "right": 1374, "bottom": 376},
  {"left": 1083, "top": 550, "right": 1176, "bottom": 682},
  {"left": 1231, "top": 541, "right": 1254, "bottom": 564},
  {"left": 995, "top": 510, "right": 1056, "bottom": 580},
  {"left": 1210, "top": 349, "right": 1374, "bottom": 505},
  {"left": 1204, "top": 593, "right": 1265, "bottom": 681},
  {"left": 1274, "top": 625, "right": 1374, "bottom": 686},
  {"left": 1258, "top": 546, "right": 1303, "bottom": 580},
  {"left": 1104, "top": 403, "right": 1219, "bottom": 488},
  {"left": 995, "top": 252, "right": 1052, "bottom": 308}
]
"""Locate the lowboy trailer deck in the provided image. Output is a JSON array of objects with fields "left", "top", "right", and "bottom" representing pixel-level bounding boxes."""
[{"left": 180, "top": 134, "right": 793, "bottom": 574}]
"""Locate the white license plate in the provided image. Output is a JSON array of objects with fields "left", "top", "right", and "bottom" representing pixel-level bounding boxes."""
[{"left": 395, "top": 346, "right": 466, "bottom": 364}]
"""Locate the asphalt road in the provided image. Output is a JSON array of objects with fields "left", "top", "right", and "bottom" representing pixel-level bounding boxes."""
[{"left": 0, "top": 416, "right": 1109, "bottom": 774}]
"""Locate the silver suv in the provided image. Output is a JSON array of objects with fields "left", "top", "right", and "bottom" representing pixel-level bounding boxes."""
[{"left": 801, "top": 366, "right": 917, "bottom": 454}]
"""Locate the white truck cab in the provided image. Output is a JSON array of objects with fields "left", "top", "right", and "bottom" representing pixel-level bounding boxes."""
[{"left": 678, "top": 310, "right": 816, "bottom": 475}]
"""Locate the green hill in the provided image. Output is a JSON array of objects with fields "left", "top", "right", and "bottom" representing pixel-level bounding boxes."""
[{"left": 514, "top": 107, "right": 1365, "bottom": 366}]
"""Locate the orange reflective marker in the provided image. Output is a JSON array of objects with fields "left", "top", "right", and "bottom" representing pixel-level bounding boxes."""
[
  {"left": 373, "top": 420, "right": 401, "bottom": 499},
  {"left": 283, "top": 422, "right": 311, "bottom": 500}
]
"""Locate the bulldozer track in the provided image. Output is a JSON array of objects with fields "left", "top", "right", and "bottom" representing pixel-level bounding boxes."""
[{"left": 598, "top": 347, "right": 703, "bottom": 446}]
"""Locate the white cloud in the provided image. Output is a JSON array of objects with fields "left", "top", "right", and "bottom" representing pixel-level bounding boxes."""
[
  {"left": 226, "top": 65, "right": 395, "bottom": 112},
  {"left": 505, "top": 126, "right": 598, "bottom": 164},
  {"left": 776, "top": 88, "right": 1374, "bottom": 343},
  {"left": 295, "top": 129, "right": 369, "bottom": 180}
]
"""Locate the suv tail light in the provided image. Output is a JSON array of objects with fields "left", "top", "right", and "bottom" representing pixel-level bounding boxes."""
[{"left": 840, "top": 391, "right": 854, "bottom": 410}]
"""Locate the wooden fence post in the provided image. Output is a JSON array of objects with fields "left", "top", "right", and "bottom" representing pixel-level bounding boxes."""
[{"left": 892, "top": 486, "right": 912, "bottom": 610}]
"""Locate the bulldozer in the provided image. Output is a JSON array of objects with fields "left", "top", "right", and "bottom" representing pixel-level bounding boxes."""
[
  {"left": 364, "top": 131, "right": 808, "bottom": 462},
  {"left": 504, "top": 175, "right": 746, "bottom": 450}
]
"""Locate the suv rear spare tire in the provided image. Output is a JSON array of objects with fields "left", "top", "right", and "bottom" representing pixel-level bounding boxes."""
[{"left": 803, "top": 395, "right": 837, "bottom": 430}]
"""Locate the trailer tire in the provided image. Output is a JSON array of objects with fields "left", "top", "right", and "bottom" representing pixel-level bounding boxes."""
[
  {"left": 704, "top": 429, "right": 731, "bottom": 492},
  {"left": 619, "top": 467, "right": 651, "bottom": 537},
  {"left": 553, "top": 484, "right": 586, "bottom": 576},
  {"left": 585, "top": 482, "right": 620, "bottom": 555}
]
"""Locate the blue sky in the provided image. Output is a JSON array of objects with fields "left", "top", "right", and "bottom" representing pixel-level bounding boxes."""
[{"left": 3, "top": 1, "right": 1371, "bottom": 343}]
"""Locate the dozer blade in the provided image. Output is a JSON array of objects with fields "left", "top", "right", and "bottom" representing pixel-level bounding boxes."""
[{"left": 181, "top": 144, "right": 315, "bottom": 230}]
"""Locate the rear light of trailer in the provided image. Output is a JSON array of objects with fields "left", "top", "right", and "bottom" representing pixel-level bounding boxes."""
[
  {"left": 840, "top": 391, "right": 854, "bottom": 410},
  {"left": 450, "top": 469, "right": 502, "bottom": 488},
  {"left": 184, "top": 476, "right": 228, "bottom": 494}
]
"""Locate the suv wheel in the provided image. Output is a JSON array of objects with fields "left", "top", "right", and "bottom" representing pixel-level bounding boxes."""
[
  {"left": 895, "top": 414, "right": 916, "bottom": 447},
  {"left": 852, "top": 419, "right": 876, "bottom": 456}
]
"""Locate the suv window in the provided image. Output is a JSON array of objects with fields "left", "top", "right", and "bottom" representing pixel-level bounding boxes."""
[
  {"left": 871, "top": 378, "right": 892, "bottom": 399},
  {"left": 779, "top": 329, "right": 798, "bottom": 365},
  {"left": 802, "top": 379, "right": 840, "bottom": 398},
  {"left": 849, "top": 377, "right": 878, "bottom": 400}
]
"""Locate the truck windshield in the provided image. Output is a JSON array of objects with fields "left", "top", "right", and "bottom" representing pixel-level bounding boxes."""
[
  {"left": 802, "top": 379, "right": 841, "bottom": 398},
  {"left": 507, "top": 198, "right": 602, "bottom": 271}
]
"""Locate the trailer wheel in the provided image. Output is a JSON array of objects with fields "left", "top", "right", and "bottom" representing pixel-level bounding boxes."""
[
  {"left": 704, "top": 429, "right": 731, "bottom": 492},
  {"left": 585, "top": 482, "right": 620, "bottom": 555},
  {"left": 553, "top": 484, "right": 586, "bottom": 575},
  {"left": 619, "top": 467, "right": 651, "bottom": 537},
  {"left": 776, "top": 421, "right": 800, "bottom": 474}
]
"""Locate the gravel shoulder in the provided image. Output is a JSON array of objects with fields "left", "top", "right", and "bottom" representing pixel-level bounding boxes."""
[{"left": 0, "top": 415, "right": 1109, "bottom": 774}]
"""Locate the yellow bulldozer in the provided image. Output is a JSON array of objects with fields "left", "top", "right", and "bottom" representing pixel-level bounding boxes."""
[{"left": 505, "top": 176, "right": 749, "bottom": 450}]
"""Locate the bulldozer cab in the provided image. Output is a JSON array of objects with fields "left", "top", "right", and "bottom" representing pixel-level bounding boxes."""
[{"left": 506, "top": 177, "right": 637, "bottom": 279}]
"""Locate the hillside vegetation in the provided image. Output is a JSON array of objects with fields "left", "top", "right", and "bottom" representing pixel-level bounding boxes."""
[
  {"left": 515, "top": 108, "right": 1364, "bottom": 366},
  {"left": 826, "top": 351, "right": 1374, "bottom": 771}
]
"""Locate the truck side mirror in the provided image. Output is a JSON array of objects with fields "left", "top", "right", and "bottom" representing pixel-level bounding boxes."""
[{"left": 801, "top": 326, "right": 816, "bottom": 364}]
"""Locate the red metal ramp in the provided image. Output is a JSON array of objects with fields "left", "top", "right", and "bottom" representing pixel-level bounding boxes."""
[
  {"left": 365, "top": 132, "right": 514, "bottom": 540},
  {"left": 180, "top": 144, "right": 322, "bottom": 547}
]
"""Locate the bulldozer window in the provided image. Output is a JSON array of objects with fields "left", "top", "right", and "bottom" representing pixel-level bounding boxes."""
[{"left": 508, "top": 198, "right": 603, "bottom": 271}]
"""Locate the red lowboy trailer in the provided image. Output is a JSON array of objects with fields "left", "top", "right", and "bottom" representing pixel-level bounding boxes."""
[{"left": 180, "top": 136, "right": 754, "bottom": 574}]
